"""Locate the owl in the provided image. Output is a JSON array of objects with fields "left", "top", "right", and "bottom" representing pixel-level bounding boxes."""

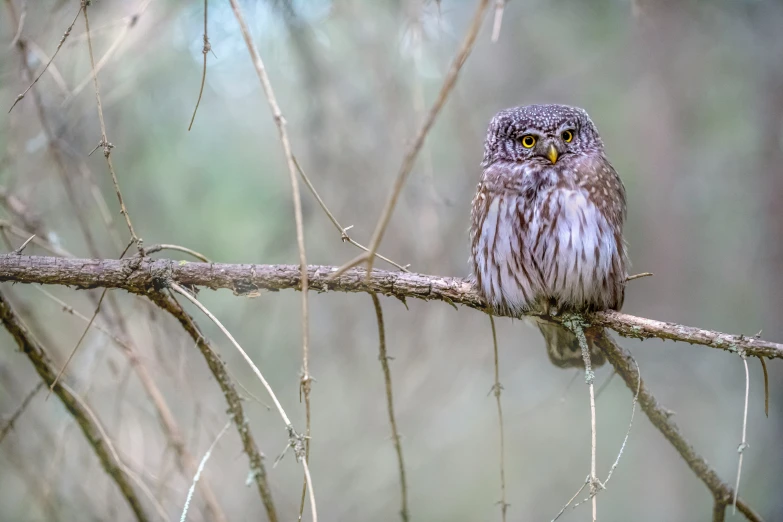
[{"left": 469, "top": 104, "right": 628, "bottom": 368}]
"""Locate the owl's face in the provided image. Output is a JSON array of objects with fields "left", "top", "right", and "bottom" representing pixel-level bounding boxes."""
[{"left": 481, "top": 104, "right": 604, "bottom": 167}]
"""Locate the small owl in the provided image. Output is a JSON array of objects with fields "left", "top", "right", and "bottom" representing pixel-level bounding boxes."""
[{"left": 470, "top": 104, "right": 628, "bottom": 368}]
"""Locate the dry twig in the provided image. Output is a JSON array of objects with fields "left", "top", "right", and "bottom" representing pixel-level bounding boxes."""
[
  {"left": 0, "top": 381, "right": 44, "bottom": 445},
  {"left": 330, "top": 0, "right": 491, "bottom": 281},
  {"left": 757, "top": 355, "right": 769, "bottom": 418},
  {"left": 0, "top": 291, "right": 150, "bottom": 522},
  {"left": 149, "top": 291, "right": 278, "bottom": 521},
  {"left": 188, "top": 0, "right": 210, "bottom": 131},
  {"left": 169, "top": 282, "right": 316, "bottom": 522},
  {"left": 143, "top": 243, "right": 211, "bottom": 263},
  {"left": 491, "top": 0, "right": 506, "bottom": 42},
  {"left": 293, "top": 158, "right": 409, "bottom": 272},
  {"left": 489, "top": 314, "right": 508, "bottom": 521},
  {"left": 7, "top": 1, "right": 82, "bottom": 113},
  {"left": 371, "top": 292, "right": 409, "bottom": 522},
  {"left": 733, "top": 352, "right": 750, "bottom": 514},
  {"left": 564, "top": 316, "right": 600, "bottom": 521},
  {"left": 601, "top": 337, "right": 764, "bottom": 522},
  {"left": 227, "top": 4, "right": 313, "bottom": 517},
  {"left": 179, "top": 420, "right": 231, "bottom": 522},
  {"left": 83, "top": 2, "right": 142, "bottom": 250},
  {"left": 31, "top": 284, "right": 228, "bottom": 522}
]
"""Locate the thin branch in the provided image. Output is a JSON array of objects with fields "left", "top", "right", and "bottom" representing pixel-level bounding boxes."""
[
  {"left": 293, "top": 157, "right": 410, "bottom": 272},
  {"left": 0, "top": 220, "right": 72, "bottom": 258},
  {"left": 148, "top": 291, "right": 278, "bottom": 521},
  {"left": 143, "top": 243, "right": 211, "bottom": 263},
  {"left": 1, "top": 255, "right": 781, "bottom": 360},
  {"left": 732, "top": 353, "right": 750, "bottom": 514},
  {"left": 179, "top": 420, "right": 231, "bottom": 522},
  {"left": 625, "top": 272, "right": 654, "bottom": 282},
  {"left": 0, "top": 381, "right": 44, "bottom": 445},
  {"left": 371, "top": 292, "right": 409, "bottom": 522},
  {"left": 188, "top": 0, "right": 210, "bottom": 131},
  {"left": 491, "top": 0, "right": 506, "bottom": 42},
  {"left": 571, "top": 356, "right": 640, "bottom": 511},
  {"left": 757, "top": 356, "right": 768, "bottom": 418},
  {"left": 0, "top": 290, "right": 150, "bottom": 522},
  {"left": 227, "top": 5, "right": 313, "bottom": 519},
  {"left": 13, "top": 233, "right": 35, "bottom": 254},
  {"left": 83, "top": 2, "right": 142, "bottom": 250},
  {"left": 65, "top": 0, "right": 155, "bottom": 105},
  {"left": 601, "top": 337, "right": 764, "bottom": 522},
  {"left": 7, "top": 1, "right": 82, "bottom": 113},
  {"left": 489, "top": 314, "right": 508, "bottom": 521},
  {"left": 170, "top": 283, "right": 292, "bottom": 429},
  {"left": 331, "top": 0, "right": 491, "bottom": 281},
  {"left": 564, "top": 316, "right": 599, "bottom": 521},
  {"left": 168, "top": 283, "right": 315, "bottom": 522},
  {"left": 0, "top": 186, "right": 46, "bottom": 238},
  {"left": 25, "top": 39, "right": 70, "bottom": 96},
  {"left": 5, "top": 0, "right": 104, "bottom": 260},
  {"left": 551, "top": 476, "right": 589, "bottom": 522},
  {"left": 594, "top": 369, "right": 616, "bottom": 399},
  {"left": 47, "top": 287, "right": 108, "bottom": 397}
]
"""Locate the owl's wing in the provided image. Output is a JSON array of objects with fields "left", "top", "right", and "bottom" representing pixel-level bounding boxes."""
[{"left": 580, "top": 155, "right": 629, "bottom": 309}]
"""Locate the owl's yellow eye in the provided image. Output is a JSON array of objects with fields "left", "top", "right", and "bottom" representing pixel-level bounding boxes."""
[
  {"left": 561, "top": 130, "right": 574, "bottom": 143},
  {"left": 521, "top": 135, "right": 536, "bottom": 148}
]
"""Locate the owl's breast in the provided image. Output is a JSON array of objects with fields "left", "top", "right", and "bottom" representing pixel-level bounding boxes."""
[{"left": 531, "top": 187, "right": 625, "bottom": 310}]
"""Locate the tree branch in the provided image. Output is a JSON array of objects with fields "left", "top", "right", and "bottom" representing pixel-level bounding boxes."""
[
  {"left": 0, "top": 254, "right": 780, "bottom": 360},
  {"left": 601, "top": 337, "right": 764, "bottom": 522},
  {"left": 0, "top": 290, "right": 150, "bottom": 522}
]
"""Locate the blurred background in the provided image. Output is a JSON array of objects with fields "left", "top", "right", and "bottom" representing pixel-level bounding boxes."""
[{"left": 1, "top": 0, "right": 782, "bottom": 520}]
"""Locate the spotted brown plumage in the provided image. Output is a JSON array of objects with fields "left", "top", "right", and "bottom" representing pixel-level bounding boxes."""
[{"left": 470, "top": 104, "right": 628, "bottom": 368}]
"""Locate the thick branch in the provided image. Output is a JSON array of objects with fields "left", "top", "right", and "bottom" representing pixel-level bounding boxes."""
[
  {"left": 0, "top": 254, "right": 780, "bottom": 359},
  {"left": 0, "top": 290, "right": 150, "bottom": 522}
]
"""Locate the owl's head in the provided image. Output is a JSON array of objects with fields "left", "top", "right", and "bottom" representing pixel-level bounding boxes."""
[{"left": 481, "top": 104, "right": 604, "bottom": 167}]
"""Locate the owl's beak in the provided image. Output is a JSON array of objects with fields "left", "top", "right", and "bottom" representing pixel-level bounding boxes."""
[{"left": 546, "top": 144, "right": 559, "bottom": 164}]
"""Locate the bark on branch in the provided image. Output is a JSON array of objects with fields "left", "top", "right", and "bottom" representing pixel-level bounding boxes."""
[{"left": 0, "top": 254, "right": 780, "bottom": 359}]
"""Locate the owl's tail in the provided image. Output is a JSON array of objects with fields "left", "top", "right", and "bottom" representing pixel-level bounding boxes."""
[{"left": 536, "top": 321, "right": 609, "bottom": 369}]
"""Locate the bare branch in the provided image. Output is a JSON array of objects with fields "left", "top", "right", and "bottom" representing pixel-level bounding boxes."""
[
  {"left": 179, "top": 420, "right": 231, "bottom": 522},
  {"left": 332, "top": 0, "right": 491, "bottom": 280},
  {"left": 0, "top": 381, "right": 44, "bottom": 445},
  {"left": 370, "top": 292, "right": 409, "bottom": 522},
  {"left": 1, "top": 255, "right": 779, "bottom": 360},
  {"left": 188, "top": 0, "right": 210, "bottom": 131},
  {"left": 169, "top": 282, "right": 316, "bottom": 522},
  {"left": 293, "top": 157, "right": 410, "bottom": 272},
  {"left": 31, "top": 284, "right": 228, "bottom": 522},
  {"left": 757, "top": 356, "right": 769, "bottom": 417},
  {"left": 148, "top": 291, "right": 279, "bottom": 521},
  {"left": 491, "top": 0, "right": 506, "bottom": 42},
  {"left": 489, "top": 314, "right": 508, "bottom": 521},
  {"left": 601, "top": 337, "right": 764, "bottom": 522},
  {"left": 83, "top": 3, "right": 141, "bottom": 250},
  {"left": 227, "top": 7, "right": 314, "bottom": 518},
  {"left": 564, "top": 316, "right": 599, "bottom": 521},
  {"left": 47, "top": 287, "right": 108, "bottom": 397},
  {"left": 143, "top": 243, "right": 211, "bottom": 263},
  {"left": 7, "top": 1, "right": 82, "bottom": 113},
  {"left": 733, "top": 353, "right": 750, "bottom": 514},
  {"left": 0, "top": 290, "right": 150, "bottom": 522}
]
